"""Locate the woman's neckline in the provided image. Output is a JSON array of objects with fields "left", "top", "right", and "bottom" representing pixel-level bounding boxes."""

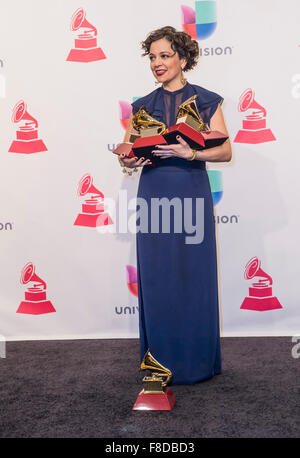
[{"left": 161, "top": 82, "right": 189, "bottom": 95}]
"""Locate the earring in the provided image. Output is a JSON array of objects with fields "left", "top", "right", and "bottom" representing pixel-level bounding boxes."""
[{"left": 181, "top": 70, "right": 187, "bottom": 86}]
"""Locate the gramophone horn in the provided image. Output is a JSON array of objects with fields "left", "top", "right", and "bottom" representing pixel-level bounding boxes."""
[
  {"left": 177, "top": 95, "right": 209, "bottom": 131},
  {"left": 78, "top": 174, "right": 104, "bottom": 198},
  {"left": 244, "top": 257, "right": 273, "bottom": 285},
  {"left": 132, "top": 107, "right": 166, "bottom": 134},
  {"left": 238, "top": 89, "right": 266, "bottom": 117},
  {"left": 20, "top": 262, "right": 46, "bottom": 289},
  {"left": 12, "top": 100, "right": 38, "bottom": 127},
  {"left": 70, "top": 8, "right": 96, "bottom": 33},
  {"left": 140, "top": 349, "right": 172, "bottom": 387}
]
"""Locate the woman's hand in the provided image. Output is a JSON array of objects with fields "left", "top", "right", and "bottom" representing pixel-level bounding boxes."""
[
  {"left": 152, "top": 135, "right": 193, "bottom": 160},
  {"left": 119, "top": 153, "right": 152, "bottom": 167}
]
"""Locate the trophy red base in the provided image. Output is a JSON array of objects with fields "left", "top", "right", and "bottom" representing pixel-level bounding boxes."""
[
  {"left": 112, "top": 142, "right": 134, "bottom": 158},
  {"left": 17, "top": 300, "right": 55, "bottom": 315},
  {"left": 132, "top": 135, "right": 168, "bottom": 162},
  {"left": 133, "top": 388, "right": 176, "bottom": 411},
  {"left": 234, "top": 129, "right": 276, "bottom": 144},
  {"left": 164, "top": 123, "right": 228, "bottom": 150},
  {"left": 67, "top": 47, "right": 106, "bottom": 63},
  {"left": 164, "top": 123, "right": 205, "bottom": 149},
  {"left": 9, "top": 139, "right": 47, "bottom": 154}
]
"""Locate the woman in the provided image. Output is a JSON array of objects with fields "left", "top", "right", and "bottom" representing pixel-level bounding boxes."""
[{"left": 119, "top": 26, "right": 231, "bottom": 385}]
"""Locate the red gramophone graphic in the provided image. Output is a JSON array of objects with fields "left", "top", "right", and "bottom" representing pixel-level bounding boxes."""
[
  {"left": 241, "top": 257, "right": 282, "bottom": 311},
  {"left": 9, "top": 100, "right": 47, "bottom": 154},
  {"left": 66, "top": 8, "right": 106, "bottom": 62},
  {"left": 74, "top": 173, "right": 113, "bottom": 227},
  {"left": 234, "top": 89, "right": 276, "bottom": 144},
  {"left": 17, "top": 262, "right": 55, "bottom": 315}
]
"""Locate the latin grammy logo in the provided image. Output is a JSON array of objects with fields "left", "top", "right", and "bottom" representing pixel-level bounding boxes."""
[
  {"left": 9, "top": 100, "right": 47, "bottom": 154},
  {"left": 66, "top": 8, "right": 106, "bottom": 63},
  {"left": 74, "top": 173, "right": 113, "bottom": 227},
  {"left": 234, "top": 88, "right": 276, "bottom": 144},
  {"left": 17, "top": 262, "right": 55, "bottom": 315},
  {"left": 126, "top": 265, "right": 138, "bottom": 297},
  {"left": 240, "top": 257, "right": 282, "bottom": 311}
]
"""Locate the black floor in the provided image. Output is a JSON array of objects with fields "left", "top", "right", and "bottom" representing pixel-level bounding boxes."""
[{"left": 0, "top": 337, "right": 299, "bottom": 438}]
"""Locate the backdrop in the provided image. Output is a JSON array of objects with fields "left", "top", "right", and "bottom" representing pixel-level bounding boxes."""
[{"left": 0, "top": 0, "right": 299, "bottom": 340}]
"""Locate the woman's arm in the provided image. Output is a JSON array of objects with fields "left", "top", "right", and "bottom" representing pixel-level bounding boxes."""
[{"left": 195, "top": 104, "right": 232, "bottom": 162}]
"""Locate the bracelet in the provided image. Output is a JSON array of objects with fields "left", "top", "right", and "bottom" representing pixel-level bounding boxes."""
[
  {"left": 187, "top": 149, "right": 197, "bottom": 161},
  {"left": 118, "top": 156, "right": 138, "bottom": 176}
]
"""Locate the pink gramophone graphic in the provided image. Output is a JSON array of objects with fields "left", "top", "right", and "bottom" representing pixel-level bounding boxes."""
[
  {"left": 17, "top": 262, "right": 56, "bottom": 315},
  {"left": 240, "top": 257, "right": 282, "bottom": 311},
  {"left": 126, "top": 265, "right": 138, "bottom": 297},
  {"left": 74, "top": 173, "right": 113, "bottom": 227},
  {"left": 9, "top": 100, "right": 47, "bottom": 154},
  {"left": 66, "top": 8, "right": 106, "bottom": 62},
  {"left": 234, "top": 88, "right": 276, "bottom": 144}
]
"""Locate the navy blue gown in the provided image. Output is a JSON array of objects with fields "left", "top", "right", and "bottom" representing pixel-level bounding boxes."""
[{"left": 132, "top": 82, "right": 223, "bottom": 385}]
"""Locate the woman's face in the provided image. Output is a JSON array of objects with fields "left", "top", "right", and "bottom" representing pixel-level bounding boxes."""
[{"left": 149, "top": 38, "right": 186, "bottom": 86}]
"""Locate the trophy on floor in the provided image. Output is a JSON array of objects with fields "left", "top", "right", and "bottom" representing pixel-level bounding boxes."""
[
  {"left": 133, "top": 349, "right": 176, "bottom": 411},
  {"left": 240, "top": 257, "right": 282, "bottom": 311},
  {"left": 164, "top": 94, "right": 228, "bottom": 149}
]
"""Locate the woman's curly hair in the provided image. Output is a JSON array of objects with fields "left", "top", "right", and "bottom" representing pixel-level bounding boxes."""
[{"left": 141, "top": 26, "right": 199, "bottom": 72}]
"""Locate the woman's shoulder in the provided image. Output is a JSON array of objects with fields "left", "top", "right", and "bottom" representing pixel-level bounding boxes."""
[{"left": 189, "top": 83, "right": 223, "bottom": 108}]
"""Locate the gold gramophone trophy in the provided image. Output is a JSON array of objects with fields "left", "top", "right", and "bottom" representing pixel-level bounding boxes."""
[
  {"left": 132, "top": 349, "right": 176, "bottom": 411},
  {"left": 164, "top": 94, "right": 228, "bottom": 150},
  {"left": 112, "top": 107, "right": 169, "bottom": 163},
  {"left": 130, "top": 107, "right": 170, "bottom": 162},
  {"left": 177, "top": 95, "right": 210, "bottom": 132}
]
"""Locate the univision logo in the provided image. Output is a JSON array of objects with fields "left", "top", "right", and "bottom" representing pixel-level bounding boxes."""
[
  {"left": 115, "top": 306, "right": 139, "bottom": 315},
  {"left": 207, "top": 171, "right": 239, "bottom": 223},
  {"left": 119, "top": 97, "right": 140, "bottom": 130},
  {"left": 181, "top": 1, "right": 217, "bottom": 40},
  {"left": 0, "top": 222, "right": 13, "bottom": 231},
  {"left": 207, "top": 170, "right": 222, "bottom": 205},
  {"left": 181, "top": 1, "right": 233, "bottom": 56}
]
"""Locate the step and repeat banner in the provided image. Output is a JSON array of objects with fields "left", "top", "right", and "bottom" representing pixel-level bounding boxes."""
[{"left": 0, "top": 0, "right": 299, "bottom": 340}]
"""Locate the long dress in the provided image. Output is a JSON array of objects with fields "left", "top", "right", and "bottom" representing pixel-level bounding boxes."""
[{"left": 132, "top": 82, "right": 223, "bottom": 385}]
